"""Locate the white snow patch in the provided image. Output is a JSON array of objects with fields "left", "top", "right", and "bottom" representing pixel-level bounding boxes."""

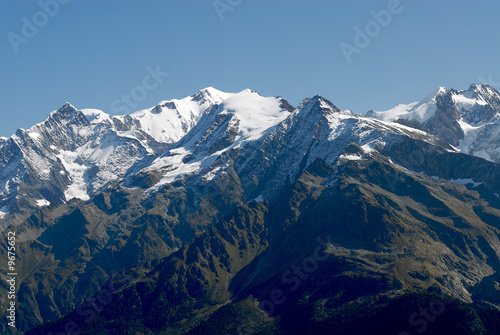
[
  {"left": 457, "top": 119, "right": 481, "bottom": 132},
  {"left": 450, "top": 178, "right": 484, "bottom": 187},
  {"left": 361, "top": 141, "right": 382, "bottom": 153},
  {"left": 339, "top": 154, "right": 363, "bottom": 161},
  {"left": 370, "top": 102, "right": 418, "bottom": 122},
  {"left": 85, "top": 139, "right": 118, "bottom": 163},
  {"left": 147, "top": 147, "right": 208, "bottom": 189},
  {"left": 81, "top": 109, "right": 111, "bottom": 124},
  {"left": 254, "top": 195, "right": 265, "bottom": 202},
  {"left": 36, "top": 199, "right": 50, "bottom": 207},
  {"left": 127, "top": 87, "right": 234, "bottom": 143},
  {"left": 57, "top": 150, "right": 90, "bottom": 201},
  {"left": 203, "top": 166, "right": 222, "bottom": 182},
  {"left": 431, "top": 176, "right": 483, "bottom": 188},
  {"left": 372, "top": 87, "right": 448, "bottom": 124},
  {"left": 219, "top": 89, "right": 290, "bottom": 142},
  {"left": 456, "top": 119, "right": 482, "bottom": 154},
  {"left": 452, "top": 92, "right": 487, "bottom": 110},
  {"left": 0, "top": 206, "right": 8, "bottom": 219},
  {"left": 28, "top": 132, "right": 42, "bottom": 140}
]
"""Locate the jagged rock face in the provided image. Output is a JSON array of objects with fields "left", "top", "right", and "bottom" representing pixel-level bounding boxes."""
[
  {"left": 1, "top": 86, "right": 500, "bottom": 334},
  {"left": 419, "top": 89, "right": 464, "bottom": 146},
  {"left": 370, "top": 84, "right": 500, "bottom": 163},
  {"left": 0, "top": 88, "right": 229, "bottom": 228}
]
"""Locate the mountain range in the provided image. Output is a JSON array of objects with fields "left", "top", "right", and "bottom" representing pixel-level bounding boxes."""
[{"left": 1, "top": 84, "right": 500, "bottom": 334}]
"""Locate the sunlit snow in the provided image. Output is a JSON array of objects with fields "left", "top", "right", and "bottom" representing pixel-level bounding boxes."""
[
  {"left": 57, "top": 150, "right": 90, "bottom": 201},
  {"left": 0, "top": 206, "right": 8, "bottom": 219},
  {"left": 36, "top": 199, "right": 51, "bottom": 207}
]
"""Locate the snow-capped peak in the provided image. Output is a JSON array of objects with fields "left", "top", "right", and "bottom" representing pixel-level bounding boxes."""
[
  {"left": 52, "top": 102, "right": 78, "bottom": 116},
  {"left": 369, "top": 84, "right": 500, "bottom": 163},
  {"left": 368, "top": 87, "right": 453, "bottom": 124},
  {"left": 126, "top": 88, "right": 233, "bottom": 143},
  {"left": 142, "top": 89, "right": 292, "bottom": 189},
  {"left": 294, "top": 95, "right": 347, "bottom": 123},
  {"left": 218, "top": 89, "right": 289, "bottom": 140},
  {"left": 466, "top": 84, "right": 500, "bottom": 111},
  {"left": 191, "top": 86, "right": 233, "bottom": 103},
  {"left": 80, "top": 109, "right": 112, "bottom": 124},
  {"left": 61, "top": 102, "right": 77, "bottom": 110},
  {"left": 0, "top": 88, "right": 236, "bottom": 219}
]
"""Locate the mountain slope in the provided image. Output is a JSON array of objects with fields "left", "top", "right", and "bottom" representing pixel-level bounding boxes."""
[
  {"left": 1, "top": 85, "right": 500, "bottom": 334},
  {"left": 26, "top": 146, "right": 500, "bottom": 334}
]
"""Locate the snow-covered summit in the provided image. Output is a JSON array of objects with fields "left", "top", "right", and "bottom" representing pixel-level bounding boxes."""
[
  {"left": 368, "top": 87, "right": 450, "bottom": 123},
  {"left": 133, "top": 90, "right": 447, "bottom": 202},
  {"left": 1, "top": 84, "right": 499, "bottom": 228},
  {"left": 0, "top": 88, "right": 234, "bottom": 225},
  {"left": 125, "top": 87, "right": 234, "bottom": 143},
  {"left": 215, "top": 88, "right": 289, "bottom": 140},
  {"left": 368, "top": 84, "right": 500, "bottom": 163},
  {"left": 140, "top": 89, "right": 292, "bottom": 189}
]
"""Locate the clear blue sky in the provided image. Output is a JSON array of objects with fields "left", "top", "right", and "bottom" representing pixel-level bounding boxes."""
[{"left": 1, "top": 0, "right": 499, "bottom": 137}]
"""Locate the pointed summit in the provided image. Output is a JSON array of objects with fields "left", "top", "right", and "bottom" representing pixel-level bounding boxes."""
[
  {"left": 191, "top": 87, "right": 233, "bottom": 103},
  {"left": 466, "top": 83, "right": 500, "bottom": 111},
  {"left": 41, "top": 102, "right": 88, "bottom": 129},
  {"left": 296, "top": 95, "right": 343, "bottom": 120},
  {"left": 370, "top": 83, "right": 500, "bottom": 162},
  {"left": 58, "top": 102, "right": 77, "bottom": 113}
]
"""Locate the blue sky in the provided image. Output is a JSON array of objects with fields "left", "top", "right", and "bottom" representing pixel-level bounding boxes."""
[{"left": 1, "top": 0, "right": 499, "bottom": 137}]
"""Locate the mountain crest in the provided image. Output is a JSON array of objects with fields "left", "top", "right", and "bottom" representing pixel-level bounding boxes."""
[
  {"left": 54, "top": 102, "right": 78, "bottom": 116},
  {"left": 371, "top": 83, "right": 500, "bottom": 162},
  {"left": 296, "top": 95, "right": 343, "bottom": 120},
  {"left": 190, "top": 86, "right": 232, "bottom": 103},
  {"left": 467, "top": 83, "right": 500, "bottom": 111}
]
